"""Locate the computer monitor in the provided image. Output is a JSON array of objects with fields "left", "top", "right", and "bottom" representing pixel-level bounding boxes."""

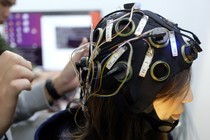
[{"left": 4, "top": 11, "right": 101, "bottom": 70}]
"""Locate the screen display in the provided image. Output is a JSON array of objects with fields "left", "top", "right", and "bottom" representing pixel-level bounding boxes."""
[
  {"left": 55, "top": 27, "right": 90, "bottom": 49},
  {"left": 4, "top": 11, "right": 101, "bottom": 68},
  {"left": 4, "top": 13, "right": 42, "bottom": 65}
]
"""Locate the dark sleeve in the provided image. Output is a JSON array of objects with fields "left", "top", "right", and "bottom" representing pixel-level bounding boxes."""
[{"left": 0, "top": 36, "right": 13, "bottom": 54}]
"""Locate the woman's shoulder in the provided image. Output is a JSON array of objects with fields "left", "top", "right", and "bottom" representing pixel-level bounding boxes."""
[{"left": 34, "top": 109, "right": 79, "bottom": 140}]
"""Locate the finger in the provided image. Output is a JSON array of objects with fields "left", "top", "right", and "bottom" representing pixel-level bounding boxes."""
[
  {"left": 6, "top": 64, "right": 34, "bottom": 82},
  {"left": 3, "top": 51, "right": 33, "bottom": 71},
  {"left": 0, "top": 50, "right": 13, "bottom": 59},
  {"left": 12, "top": 57, "right": 33, "bottom": 71},
  {"left": 72, "top": 44, "right": 89, "bottom": 63},
  {"left": 79, "top": 37, "right": 88, "bottom": 46},
  {"left": 10, "top": 79, "right": 32, "bottom": 94}
]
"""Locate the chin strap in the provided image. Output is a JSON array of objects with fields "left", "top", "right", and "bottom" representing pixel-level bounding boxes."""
[{"left": 144, "top": 108, "right": 179, "bottom": 133}]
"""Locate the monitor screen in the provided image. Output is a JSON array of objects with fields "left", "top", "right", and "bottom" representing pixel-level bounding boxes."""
[
  {"left": 4, "top": 12, "right": 42, "bottom": 65},
  {"left": 4, "top": 11, "right": 101, "bottom": 70},
  {"left": 55, "top": 26, "right": 90, "bottom": 49}
]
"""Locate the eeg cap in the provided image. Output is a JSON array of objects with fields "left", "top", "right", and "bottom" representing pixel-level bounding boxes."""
[{"left": 78, "top": 3, "right": 202, "bottom": 114}]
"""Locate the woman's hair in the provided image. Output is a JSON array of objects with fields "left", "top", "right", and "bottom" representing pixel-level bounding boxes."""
[
  {"left": 155, "top": 69, "right": 191, "bottom": 100},
  {"left": 70, "top": 69, "right": 191, "bottom": 140}
]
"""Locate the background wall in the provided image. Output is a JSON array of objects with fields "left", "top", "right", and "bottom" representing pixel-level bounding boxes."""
[{"left": 11, "top": 0, "right": 210, "bottom": 139}]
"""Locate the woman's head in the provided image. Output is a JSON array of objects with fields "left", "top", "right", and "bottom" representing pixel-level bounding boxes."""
[
  {"left": 71, "top": 70, "right": 191, "bottom": 140},
  {"left": 75, "top": 2, "right": 202, "bottom": 136}
]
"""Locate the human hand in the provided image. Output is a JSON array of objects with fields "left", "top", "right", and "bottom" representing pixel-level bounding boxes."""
[
  {"left": 0, "top": 51, "right": 34, "bottom": 136},
  {"left": 52, "top": 37, "right": 89, "bottom": 96}
]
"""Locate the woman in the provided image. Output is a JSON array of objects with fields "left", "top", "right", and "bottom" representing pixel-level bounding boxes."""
[{"left": 35, "top": 3, "right": 202, "bottom": 140}]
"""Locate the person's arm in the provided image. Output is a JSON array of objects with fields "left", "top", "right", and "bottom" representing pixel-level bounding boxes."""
[
  {"left": 47, "top": 37, "right": 89, "bottom": 101},
  {"left": 13, "top": 37, "right": 89, "bottom": 123},
  {"left": 14, "top": 81, "right": 51, "bottom": 123},
  {"left": 14, "top": 81, "right": 77, "bottom": 123},
  {"left": 0, "top": 51, "right": 34, "bottom": 137}
]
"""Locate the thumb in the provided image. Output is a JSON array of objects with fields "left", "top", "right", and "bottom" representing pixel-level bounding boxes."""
[{"left": 80, "top": 37, "right": 88, "bottom": 46}]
